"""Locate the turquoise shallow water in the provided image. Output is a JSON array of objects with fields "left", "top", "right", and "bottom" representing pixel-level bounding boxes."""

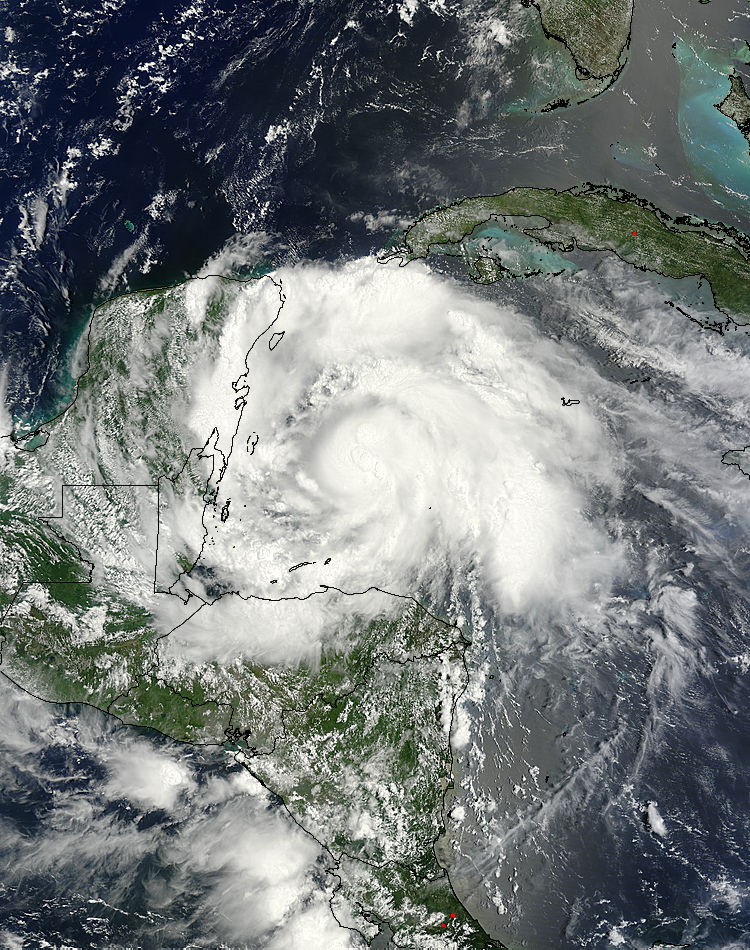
[
  {"left": 611, "top": 139, "right": 661, "bottom": 174},
  {"left": 464, "top": 222, "right": 575, "bottom": 276},
  {"left": 674, "top": 37, "right": 750, "bottom": 214}
]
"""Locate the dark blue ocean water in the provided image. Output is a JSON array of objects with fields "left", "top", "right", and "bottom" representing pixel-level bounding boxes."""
[
  {"left": 3, "top": 0, "right": 749, "bottom": 424},
  {"left": 3, "top": 1, "right": 750, "bottom": 948},
  {"left": 0, "top": 0, "right": 469, "bottom": 421}
]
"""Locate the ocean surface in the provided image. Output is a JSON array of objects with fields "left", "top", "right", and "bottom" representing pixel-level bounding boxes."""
[
  {"left": 2, "top": 0, "right": 749, "bottom": 422},
  {"left": 2, "top": 0, "right": 750, "bottom": 948}
]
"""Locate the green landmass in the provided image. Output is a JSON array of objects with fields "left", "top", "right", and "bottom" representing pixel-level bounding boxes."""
[
  {"left": 392, "top": 185, "right": 750, "bottom": 324},
  {"left": 721, "top": 446, "right": 750, "bottom": 479},
  {"left": 527, "top": 0, "right": 633, "bottom": 79},
  {"left": 716, "top": 71, "right": 750, "bottom": 146},
  {"left": 0, "top": 275, "right": 500, "bottom": 949},
  {"left": 1, "top": 573, "right": 495, "bottom": 945}
]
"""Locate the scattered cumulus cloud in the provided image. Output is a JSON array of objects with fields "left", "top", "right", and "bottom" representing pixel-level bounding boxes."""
[{"left": 0, "top": 686, "right": 355, "bottom": 949}]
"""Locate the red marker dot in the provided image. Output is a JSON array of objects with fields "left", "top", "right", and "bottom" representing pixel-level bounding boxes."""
[
  {"left": 451, "top": 914, "right": 456, "bottom": 918},
  {"left": 632, "top": 231, "right": 637, "bottom": 236},
  {"left": 441, "top": 923, "right": 446, "bottom": 927}
]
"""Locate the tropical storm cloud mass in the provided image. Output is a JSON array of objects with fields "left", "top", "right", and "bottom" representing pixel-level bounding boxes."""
[
  {"left": 3, "top": 245, "right": 750, "bottom": 946},
  {"left": 2, "top": 0, "right": 750, "bottom": 947},
  {"left": 160, "top": 259, "right": 623, "bottom": 659}
]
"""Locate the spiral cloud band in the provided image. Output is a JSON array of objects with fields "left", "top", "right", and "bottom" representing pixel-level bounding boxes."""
[{"left": 161, "top": 258, "right": 623, "bottom": 664}]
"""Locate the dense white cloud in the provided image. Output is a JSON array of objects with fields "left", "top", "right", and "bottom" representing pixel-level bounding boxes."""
[
  {"left": 104, "top": 742, "right": 196, "bottom": 810},
  {"left": 429, "top": 259, "right": 750, "bottom": 947},
  {"left": 165, "top": 258, "right": 623, "bottom": 663},
  {"left": 4, "top": 248, "right": 750, "bottom": 948},
  {"left": 0, "top": 364, "right": 13, "bottom": 446},
  {"left": 646, "top": 801, "right": 667, "bottom": 837}
]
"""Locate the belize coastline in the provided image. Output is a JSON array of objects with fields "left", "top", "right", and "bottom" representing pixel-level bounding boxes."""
[{"left": 3, "top": 1, "right": 750, "bottom": 949}]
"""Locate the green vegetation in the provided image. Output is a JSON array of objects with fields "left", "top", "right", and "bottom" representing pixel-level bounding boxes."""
[
  {"left": 109, "top": 673, "right": 234, "bottom": 741},
  {"left": 337, "top": 853, "right": 499, "bottom": 949},
  {"left": 0, "top": 508, "right": 92, "bottom": 593},
  {"left": 528, "top": 0, "right": 633, "bottom": 79},
  {"left": 395, "top": 185, "right": 750, "bottom": 323},
  {"left": 231, "top": 604, "right": 494, "bottom": 945},
  {"left": 1, "top": 565, "right": 496, "bottom": 943},
  {"left": 1, "top": 593, "right": 154, "bottom": 711},
  {"left": 249, "top": 606, "right": 461, "bottom": 865},
  {"left": 0, "top": 504, "right": 492, "bottom": 942},
  {"left": 0, "top": 272, "right": 502, "bottom": 947},
  {"left": 717, "top": 71, "right": 750, "bottom": 146}
]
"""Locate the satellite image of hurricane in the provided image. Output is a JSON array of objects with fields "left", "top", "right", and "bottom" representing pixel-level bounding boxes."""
[{"left": 2, "top": 0, "right": 750, "bottom": 948}]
